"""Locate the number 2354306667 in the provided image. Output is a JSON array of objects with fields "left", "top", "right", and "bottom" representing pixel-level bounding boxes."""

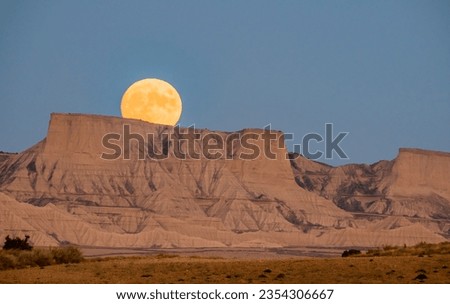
[{"left": 258, "top": 289, "right": 334, "bottom": 300}]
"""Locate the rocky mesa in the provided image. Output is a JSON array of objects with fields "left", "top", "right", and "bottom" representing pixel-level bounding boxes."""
[{"left": 0, "top": 113, "right": 448, "bottom": 248}]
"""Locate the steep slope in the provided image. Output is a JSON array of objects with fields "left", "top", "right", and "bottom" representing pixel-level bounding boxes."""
[
  {"left": 388, "top": 149, "right": 450, "bottom": 201},
  {"left": 0, "top": 113, "right": 447, "bottom": 248},
  {"left": 290, "top": 149, "right": 450, "bottom": 240},
  {"left": 0, "top": 152, "right": 15, "bottom": 167},
  {"left": 0, "top": 113, "right": 361, "bottom": 248}
]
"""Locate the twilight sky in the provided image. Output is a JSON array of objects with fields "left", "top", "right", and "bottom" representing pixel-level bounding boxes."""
[{"left": 1, "top": 0, "right": 449, "bottom": 165}]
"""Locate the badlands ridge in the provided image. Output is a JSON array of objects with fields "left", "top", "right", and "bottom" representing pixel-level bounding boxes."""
[{"left": 0, "top": 113, "right": 449, "bottom": 249}]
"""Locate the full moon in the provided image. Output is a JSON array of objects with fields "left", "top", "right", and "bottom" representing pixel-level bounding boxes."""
[{"left": 121, "top": 78, "right": 182, "bottom": 126}]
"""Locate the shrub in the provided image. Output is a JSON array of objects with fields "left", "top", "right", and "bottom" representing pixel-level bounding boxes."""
[
  {"left": 51, "top": 247, "right": 83, "bottom": 264},
  {"left": 2, "top": 235, "right": 33, "bottom": 251},
  {"left": 32, "top": 249, "right": 54, "bottom": 267},
  {"left": 0, "top": 246, "right": 83, "bottom": 270},
  {"left": 362, "top": 242, "right": 450, "bottom": 257},
  {"left": 16, "top": 250, "right": 36, "bottom": 266},
  {"left": 342, "top": 249, "right": 361, "bottom": 257},
  {"left": 382, "top": 245, "right": 398, "bottom": 251},
  {"left": 0, "top": 253, "right": 17, "bottom": 270},
  {"left": 15, "top": 249, "right": 52, "bottom": 267}
]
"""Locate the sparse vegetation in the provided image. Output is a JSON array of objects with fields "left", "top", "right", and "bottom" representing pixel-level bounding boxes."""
[
  {"left": 3, "top": 235, "right": 33, "bottom": 251},
  {"left": 340, "top": 242, "right": 450, "bottom": 258},
  {"left": 50, "top": 247, "right": 84, "bottom": 264},
  {"left": 0, "top": 235, "right": 83, "bottom": 270},
  {"left": 363, "top": 242, "right": 450, "bottom": 257},
  {"left": 0, "top": 242, "right": 448, "bottom": 283},
  {"left": 0, "top": 253, "right": 449, "bottom": 283},
  {"left": 341, "top": 249, "right": 361, "bottom": 257},
  {"left": 0, "top": 247, "right": 83, "bottom": 270}
]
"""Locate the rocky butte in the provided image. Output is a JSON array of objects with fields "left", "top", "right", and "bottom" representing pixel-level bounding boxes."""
[{"left": 0, "top": 113, "right": 448, "bottom": 249}]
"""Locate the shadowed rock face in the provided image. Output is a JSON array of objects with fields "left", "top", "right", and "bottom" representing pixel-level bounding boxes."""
[{"left": 0, "top": 113, "right": 448, "bottom": 248}]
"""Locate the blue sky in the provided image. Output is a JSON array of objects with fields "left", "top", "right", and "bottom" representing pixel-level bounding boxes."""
[{"left": 1, "top": 0, "right": 449, "bottom": 165}]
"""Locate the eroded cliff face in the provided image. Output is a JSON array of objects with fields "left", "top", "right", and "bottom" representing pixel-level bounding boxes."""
[
  {"left": 290, "top": 148, "right": 450, "bottom": 241},
  {"left": 0, "top": 152, "right": 14, "bottom": 167},
  {"left": 0, "top": 113, "right": 448, "bottom": 248},
  {"left": 388, "top": 149, "right": 450, "bottom": 202}
]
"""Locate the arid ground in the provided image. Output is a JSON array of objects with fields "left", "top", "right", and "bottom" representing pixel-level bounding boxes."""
[{"left": 0, "top": 254, "right": 449, "bottom": 284}]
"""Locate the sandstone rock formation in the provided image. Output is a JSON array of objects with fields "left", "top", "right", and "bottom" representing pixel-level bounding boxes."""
[
  {"left": 0, "top": 113, "right": 448, "bottom": 248},
  {"left": 290, "top": 149, "right": 450, "bottom": 242},
  {"left": 0, "top": 152, "right": 14, "bottom": 167}
]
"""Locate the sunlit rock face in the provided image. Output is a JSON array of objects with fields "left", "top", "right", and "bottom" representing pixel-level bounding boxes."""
[
  {"left": 0, "top": 113, "right": 448, "bottom": 248},
  {"left": 290, "top": 148, "right": 450, "bottom": 241}
]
